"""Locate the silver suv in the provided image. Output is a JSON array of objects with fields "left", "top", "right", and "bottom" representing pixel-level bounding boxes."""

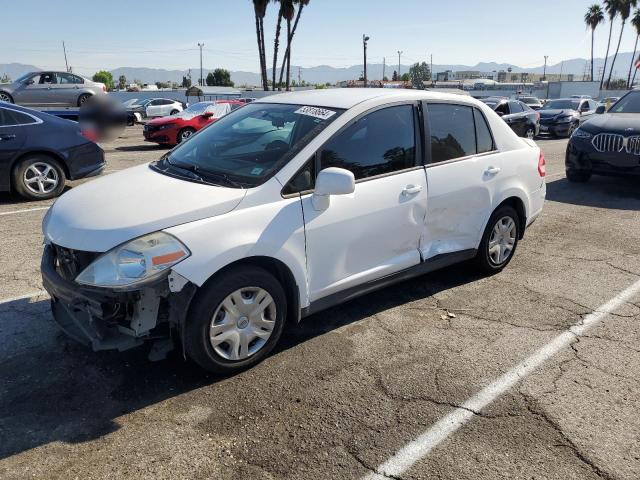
[{"left": 0, "top": 71, "right": 107, "bottom": 107}]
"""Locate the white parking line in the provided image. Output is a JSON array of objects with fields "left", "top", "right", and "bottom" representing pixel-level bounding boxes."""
[
  {"left": 0, "top": 206, "right": 50, "bottom": 216},
  {"left": 0, "top": 291, "right": 49, "bottom": 305},
  {"left": 363, "top": 278, "right": 640, "bottom": 480}
]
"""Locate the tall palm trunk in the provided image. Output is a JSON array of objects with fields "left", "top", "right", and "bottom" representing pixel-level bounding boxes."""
[
  {"left": 279, "top": 3, "right": 305, "bottom": 89},
  {"left": 254, "top": 14, "right": 266, "bottom": 90},
  {"left": 260, "top": 17, "right": 268, "bottom": 90},
  {"left": 607, "top": 21, "right": 626, "bottom": 89},
  {"left": 285, "top": 20, "right": 292, "bottom": 90},
  {"left": 272, "top": 9, "right": 283, "bottom": 90},
  {"left": 628, "top": 35, "right": 639, "bottom": 88},
  {"left": 601, "top": 21, "right": 615, "bottom": 89},
  {"left": 591, "top": 29, "right": 595, "bottom": 81}
]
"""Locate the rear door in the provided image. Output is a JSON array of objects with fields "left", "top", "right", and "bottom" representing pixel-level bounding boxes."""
[
  {"left": 421, "top": 102, "right": 502, "bottom": 259},
  {"left": 0, "top": 107, "right": 30, "bottom": 190},
  {"left": 506, "top": 101, "right": 526, "bottom": 136},
  {"left": 54, "top": 72, "right": 82, "bottom": 106}
]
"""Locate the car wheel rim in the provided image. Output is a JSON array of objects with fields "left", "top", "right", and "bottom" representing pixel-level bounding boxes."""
[
  {"left": 488, "top": 216, "right": 516, "bottom": 265},
  {"left": 0, "top": 93, "right": 10, "bottom": 102},
  {"left": 209, "top": 287, "right": 276, "bottom": 361},
  {"left": 79, "top": 95, "right": 88, "bottom": 105},
  {"left": 181, "top": 130, "right": 192, "bottom": 141},
  {"left": 526, "top": 129, "right": 534, "bottom": 139},
  {"left": 23, "top": 162, "right": 59, "bottom": 195}
]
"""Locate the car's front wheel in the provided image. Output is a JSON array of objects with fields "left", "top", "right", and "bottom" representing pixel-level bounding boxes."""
[
  {"left": 13, "top": 155, "right": 66, "bottom": 200},
  {"left": 177, "top": 127, "right": 195, "bottom": 143},
  {"left": 0, "top": 91, "right": 14, "bottom": 103},
  {"left": 475, "top": 205, "right": 520, "bottom": 274},
  {"left": 525, "top": 126, "right": 536, "bottom": 139},
  {"left": 185, "top": 266, "right": 287, "bottom": 374}
]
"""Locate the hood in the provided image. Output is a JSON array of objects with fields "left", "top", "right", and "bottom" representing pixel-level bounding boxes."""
[
  {"left": 44, "top": 164, "right": 246, "bottom": 252},
  {"left": 539, "top": 109, "right": 576, "bottom": 118},
  {"left": 147, "top": 116, "right": 179, "bottom": 125},
  {"left": 581, "top": 113, "right": 640, "bottom": 134}
]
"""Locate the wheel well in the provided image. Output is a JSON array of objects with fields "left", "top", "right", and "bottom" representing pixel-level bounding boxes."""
[
  {"left": 497, "top": 197, "right": 527, "bottom": 239},
  {"left": 199, "top": 256, "right": 300, "bottom": 324},
  {"left": 11, "top": 151, "right": 69, "bottom": 184}
]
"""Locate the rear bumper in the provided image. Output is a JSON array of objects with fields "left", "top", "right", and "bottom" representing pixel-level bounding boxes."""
[
  {"left": 66, "top": 142, "right": 105, "bottom": 180},
  {"left": 566, "top": 140, "right": 640, "bottom": 176}
]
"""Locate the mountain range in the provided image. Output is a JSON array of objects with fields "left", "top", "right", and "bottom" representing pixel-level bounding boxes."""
[{"left": 2, "top": 52, "right": 638, "bottom": 86}]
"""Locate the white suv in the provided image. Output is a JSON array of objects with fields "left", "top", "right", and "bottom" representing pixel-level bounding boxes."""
[
  {"left": 41, "top": 89, "right": 546, "bottom": 373},
  {"left": 145, "top": 98, "right": 183, "bottom": 117}
]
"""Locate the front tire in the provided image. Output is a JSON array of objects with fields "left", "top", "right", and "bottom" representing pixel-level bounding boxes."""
[
  {"left": 474, "top": 205, "right": 520, "bottom": 274},
  {"left": 525, "top": 126, "right": 536, "bottom": 139},
  {"left": 177, "top": 127, "right": 195, "bottom": 143},
  {"left": 185, "top": 266, "right": 287, "bottom": 374},
  {"left": 0, "top": 91, "right": 14, "bottom": 103},
  {"left": 13, "top": 155, "right": 66, "bottom": 200}
]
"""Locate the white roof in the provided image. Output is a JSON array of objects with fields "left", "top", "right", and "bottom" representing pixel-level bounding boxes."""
[{"left": 257, "top": 88, "right": 475, "bottom": 109}]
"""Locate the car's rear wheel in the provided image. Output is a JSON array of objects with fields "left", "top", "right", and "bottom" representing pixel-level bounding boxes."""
[
  {"left": 77, "top": 93, "right": 92, "bottom": 106},
  {"left": 177, "top": 127, "right": 195, "bottom": 143},
  {"left": 474, "top": 205, "right": 520, "bottom": 274},
  {"left": 170, "top": 109, "right": 179, "bottom": 115},
  {"left": 566, "top": 169, "right": 591, "bottom": 183},
  {"left": 13, "top": 155, "right": 66, "bottom": 200},
  {"left": 185, "top": 266, "right": 287, "bottom": 374},
  {"left": 566, "top": 122, "right": 578, "bottom": 138},
  {"left": 525, "top": 126, "right": 535, "bottom": 139},
  {"left": 0, "top": 91, "right": 14, "bottom": 103}
]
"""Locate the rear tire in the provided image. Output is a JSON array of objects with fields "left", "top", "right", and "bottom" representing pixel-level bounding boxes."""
[
  {"left": 170, "top": 109, "right": 179, "bottom": 115},
  {"left": 474, "top": 205, "right": 520, "bottom": 274},
  {"left": 566, "top": 169, "right": 591, "bottom": 183},
  {"left": 525, "top": 126, "right": 535, "bottom": 139},
  {"left": 77, "top": 93, "right": 92, "bottom": 106},
  {"left": 177, "top": 127, "right": 195, "bottom": 143},
  {"left": 13, "top": 154, "right": 66, "bottom": 200},
  {"left": 184, "top": 266, "right": 287, "bottom": 374},
  {"left": 0, "top": 91, "right": 14, "bottom": 103}
]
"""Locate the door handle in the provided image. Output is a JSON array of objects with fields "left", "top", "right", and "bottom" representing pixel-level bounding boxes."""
[
  {"left": 485, "top": 166, "right": 501, "bottom": 175},
  {"left": 402, "top": 184, "right": 423, "bottom": 195},
  {"left": 0, "top": 134, "right": 16, "bottom": 141}
]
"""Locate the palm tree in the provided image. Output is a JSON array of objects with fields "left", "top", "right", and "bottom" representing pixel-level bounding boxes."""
[
  {"left": 607, "top": 0, "right": 638, "bottom": 89},
  {"left": 601, "top": 0, "right": 620, "bottom": 89},
  {"left": 585, "top": 5, "right": 605, "bottom": 81},
  {"left": 252, "top": 0, "right": 269, "bottom": 90},
  {"left": 280, "top": 0, "right": 310, "bottom": 91},
  {"left": 277, "top": 0, "right": 296, "bottom": 90},
  {"left": 627, "top": 9, "right": 640, "bottom": 87},
  {"left": 272, "top": 0, "right": 284, "bottom": 90}
]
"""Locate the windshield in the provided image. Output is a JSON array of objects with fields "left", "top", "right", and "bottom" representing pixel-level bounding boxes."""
[
  {"left": 609, "top": 92, "right": 640, "bottom": 113},
  {"left": 14, "top": 72, "right": 34, "bottom": 83},
  {"left": 159, "top": 103, "right": 344, "bottom": 187},
  {"left": 542, "top": 100, "right": 579, "bottom": 110}
]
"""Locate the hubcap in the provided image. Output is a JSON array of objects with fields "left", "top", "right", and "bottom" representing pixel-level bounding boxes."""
[
  {"left": 488, "top": 216, "right": 517, "bottom": 265},
  {"left": 181, "top": 130, "right": 192, "bottom": 140},
  {"left": 526, "top": 129, "right": 535, "bottom": 139},
  {"left": 0, "top": 93, "right": 10, "bottom": 102},
  {"left": 23, "top": 162, "right": 59, "bottom": 195},
  {"left": 209, "top": 287, "right": 276, "bottom": 361}
]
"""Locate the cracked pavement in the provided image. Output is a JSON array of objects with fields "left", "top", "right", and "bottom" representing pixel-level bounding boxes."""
[{"left": 1, "top": 129, "right": 639, "bottom": 479}]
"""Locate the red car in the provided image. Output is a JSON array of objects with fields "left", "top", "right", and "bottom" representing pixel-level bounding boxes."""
[{"left": 143, "top": 100, "right": 244, "bottom": 146}]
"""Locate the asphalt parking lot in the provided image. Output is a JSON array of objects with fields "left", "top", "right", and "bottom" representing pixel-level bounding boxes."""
[{"left": 1, "top": 127, "right": 639, "bottom": 480}]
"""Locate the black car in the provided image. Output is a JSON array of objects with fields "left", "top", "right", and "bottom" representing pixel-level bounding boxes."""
[
  {"left": 481, "top": 98, "right": 539, "bottom": 139},
  {"left": 0, "top": 103, "right": 105, "bottom": 200},
  {"left": 566, "top": 90, "right": 640, "bottom": 182},
  {"left": 516, "top": 95, "right": 543, "bottom": 110},
  {"left": 538, "top": 98, "right": 598, "bottom": 138}
]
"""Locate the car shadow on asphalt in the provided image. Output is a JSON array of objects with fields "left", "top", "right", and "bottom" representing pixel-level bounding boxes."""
[
  {"left": 0, "top": 262, "right": 483, "bottom": 460},
  {"left": 114, "top": 144, "right": 171, "bottom": 152},
  {"left": 546, "top": 175, "right": 640, "bottom": 210}
]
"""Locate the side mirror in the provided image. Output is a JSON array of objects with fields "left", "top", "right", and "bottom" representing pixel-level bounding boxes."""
[
  {"left": 496, "top": 111, "right": 504, "bottom": 117},
  {"left": 312, "top": 167, "right": 355, "bottom": 211},
  {"left": 25, "top": 79, "right": 34, "bottom": 85},
  {"left": 202, "top": 111, "right": 214, "bottom": 118},
  {"left": 595, "top": 105, "right": 606, "bottom": 114}
]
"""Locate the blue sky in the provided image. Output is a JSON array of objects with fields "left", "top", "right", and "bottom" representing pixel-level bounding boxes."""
[{"left": 1, "top": 0, "right": 638, "bottom": 74}]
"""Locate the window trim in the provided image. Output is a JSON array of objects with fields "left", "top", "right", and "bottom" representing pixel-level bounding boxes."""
[
  {"left": 280, "top": 101, "right": 423, "bottom": 197},
  {"left": 423, "top": 101, "right": 498, "bottom": 168},
  {"left": 0, "top": 107, "right": 43, "bottom": 128}
]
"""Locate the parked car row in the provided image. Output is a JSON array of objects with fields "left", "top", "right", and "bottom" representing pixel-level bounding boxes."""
[{"left": 480, "top": 97, "right": 540, "bottom": 139}]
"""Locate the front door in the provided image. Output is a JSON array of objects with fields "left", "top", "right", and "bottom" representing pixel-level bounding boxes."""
[
  {"left": 300, "top": 104, "right": 427, "bottom": 302},
  {"left": 14, "top": 72, "right": 57, "bottom": 106},
  {"left": 421, "top": 102, "right": 501, "bottom": 259}
]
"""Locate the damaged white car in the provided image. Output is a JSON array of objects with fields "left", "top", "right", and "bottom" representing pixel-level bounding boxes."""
[{"left": 41, "top": 89, "right": 546, "bottom": 374}]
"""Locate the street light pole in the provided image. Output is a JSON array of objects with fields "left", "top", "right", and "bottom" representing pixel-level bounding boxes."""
[
  {"left": 397, "top": 50, "right": 403, "bottom": 79},
  {"left": 363, "top": 34, "right": 370, "bottom": 87},
  {"left": 543, "top": 55, "right": 548, "bottom": 82},
  {"left": 197, "top": 43, "right": 205, "bottom": 86}
]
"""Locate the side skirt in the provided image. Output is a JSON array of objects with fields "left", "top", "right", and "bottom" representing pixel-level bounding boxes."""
[{"left": 301, "top": 249, "right": 477, "bottom": 318}]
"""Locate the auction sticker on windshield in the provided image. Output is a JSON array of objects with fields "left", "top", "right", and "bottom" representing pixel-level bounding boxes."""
[{"left": 294, "top": 106, "right": 337, "bottom": 120}]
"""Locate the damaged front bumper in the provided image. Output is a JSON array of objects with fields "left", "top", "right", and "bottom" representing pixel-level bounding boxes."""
[{"left": 41, "top": 244, "right": 195, "bottom": 352}]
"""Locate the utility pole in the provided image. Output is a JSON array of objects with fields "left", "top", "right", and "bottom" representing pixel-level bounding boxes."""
[
  {"left": 430, "top": 53, "right": 433, "bottom": 84},
  {"left": 397, "top": 50, "right": 403, "bottom": 78},
  {"left": 543, "top": 55, "right": 549, "bottom": 81},
  {"left": 62, "top": 41, "right": 69, "bottom": 73},
  {"left": 197, "top": 43, "right": 205, "bottom": 86},
  {"left": 382, "top": 57, "right": 386, "bottom": 81},
  {"left": 362, "top": 34, "right": 370, "bottom": 87},
  {"left": 298, "top": 67, "right": 301, "bottom": 86}
]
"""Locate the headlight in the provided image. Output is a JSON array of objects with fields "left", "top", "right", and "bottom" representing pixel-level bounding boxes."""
[
  {"left": 157, "top": 123, "right": 175, "bottom": 130},
  {"left": 572, "top": 128, "right": 593, "bottom": 139},
  {"left": 557, "top": 115, "right": 573, "bottom": 123},
  {"left": 75, "top": 231, "right": 190, "bottom": 288}
]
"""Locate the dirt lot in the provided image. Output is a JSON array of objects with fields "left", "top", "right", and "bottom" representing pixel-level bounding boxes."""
[{"left": 1, "top": 127, "right": 639, "bottom": 480}]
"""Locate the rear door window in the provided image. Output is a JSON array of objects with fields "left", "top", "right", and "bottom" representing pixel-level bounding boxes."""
[
  {"left": 0, "top": 108, "right": 37, "bottom": 126},
  {"left": 508, "top": 101, "right": 523, "bottom": 114},
  {"left": 426, "top": 103, "right": 477, "bottom": 163},
  {"left": 474, "top": 110, "right": 494, "bottom": 154}
]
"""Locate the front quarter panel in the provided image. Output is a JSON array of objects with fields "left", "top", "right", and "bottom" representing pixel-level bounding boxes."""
[{"left": 165, "top": 182, "right": 309, "bottom": 307}]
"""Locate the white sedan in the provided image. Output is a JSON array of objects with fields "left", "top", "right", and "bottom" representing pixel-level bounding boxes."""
[
  {"left": 41, "top": 89, "right": 546, "bottom": 374},
  {"left": 145, "top": 98, "right": 183, "bottom": 118}
]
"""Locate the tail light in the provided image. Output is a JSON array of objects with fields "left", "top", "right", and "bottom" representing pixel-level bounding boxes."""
[
  {"left": 81, "top": 128, "right": 98, "bottom": 142},
  {"left": 538, "top": 150, "right": 546, "bottom": 177},
  {"left": 102, "top": 84, "right": 107, "bottom": 92}
]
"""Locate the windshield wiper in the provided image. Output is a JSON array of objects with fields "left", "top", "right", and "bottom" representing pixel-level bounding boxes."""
[
  {"left": 164, "top": 157, "right": 207, "bottom": 182},
  {"left": 165, "top": 156, "right": 245, "bottom": 188},
  {"left": 202, "top": 171, "right": 245, "bottom": 188}
]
